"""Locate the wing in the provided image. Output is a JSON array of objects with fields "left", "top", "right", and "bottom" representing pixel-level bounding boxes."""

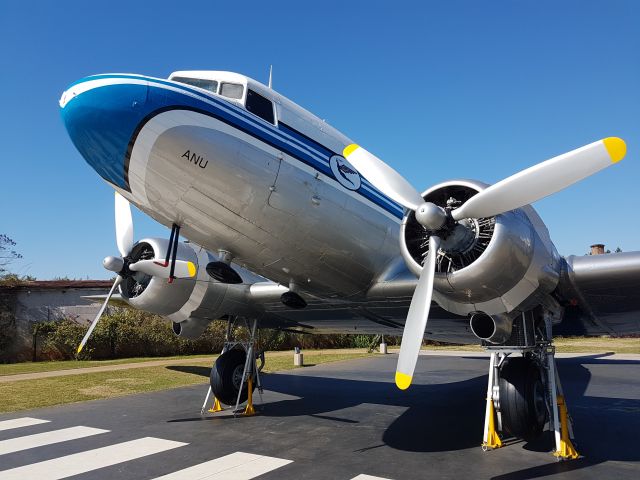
[
  {"left": 557, "top": 251, "right": 640, "bottom": 335},
  {"left": 82, "top": 293, "right": 129, "bottom": 307}
]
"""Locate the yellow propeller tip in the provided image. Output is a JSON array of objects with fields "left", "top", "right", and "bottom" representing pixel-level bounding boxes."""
[
  {"left": 343, "top": 144, "right": 359, "bottom": 158},
  {"left": 76, "top": 346, "right": 83, "bottom": 354},
  {"left": 603, "top": 137, "right": 626, "bottom": 163},
  {"left": 395, "top": 371, "right": 412, "bottom": 390},
  {"left": 187, "top": 262, "right": 197, "bottom": 277}
]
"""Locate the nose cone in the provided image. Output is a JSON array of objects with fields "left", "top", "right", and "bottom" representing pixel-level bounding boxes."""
[{"left": 60, "top": 77, "right": 149, "bottom": 189}]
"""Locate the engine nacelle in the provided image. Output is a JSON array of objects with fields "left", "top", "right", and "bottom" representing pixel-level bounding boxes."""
[
  {"left": 400, "top": 180, "right": 561, "bottom": 317},
  {"left": 119, "top": 237, "right": 255, "bottom": 332}
]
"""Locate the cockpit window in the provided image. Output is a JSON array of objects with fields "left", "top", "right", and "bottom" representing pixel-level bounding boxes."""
[
  {"left": 246, "top": 89, "right": 275, "bottom": 124},
  {"left": 172, "top": 76, "right": 218, "bottom": 93},
  {"left": 220, "top": 82, "right": 244, "bottom": 100}
]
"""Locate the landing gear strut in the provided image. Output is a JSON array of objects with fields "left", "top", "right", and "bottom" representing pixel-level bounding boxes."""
[
  {"left": 482, "top": 309, "right": 579, "bottom": 460},
  {"left": 200, "top": 316, "right": 264, "bottom": 416}
]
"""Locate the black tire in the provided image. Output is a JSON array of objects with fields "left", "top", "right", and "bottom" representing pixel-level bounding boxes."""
[
  {"left": 499, "top": 356, "right": 548, "bottom": 441},
  {"left": 210, "top": 349, "right": 255, "bottom": 406}
]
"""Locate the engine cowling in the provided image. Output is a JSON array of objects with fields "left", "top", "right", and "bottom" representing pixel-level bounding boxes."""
[
  {"left": 400, "top": 179, "right": 562, "bottom": 317},
  {"left": 119, "top": 237, "right": 254, "bottom": 334}
]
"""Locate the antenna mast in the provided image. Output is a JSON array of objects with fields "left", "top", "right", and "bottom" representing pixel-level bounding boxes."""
[{"left": 268, "top": 65, "right": 273, "bottom": 89}]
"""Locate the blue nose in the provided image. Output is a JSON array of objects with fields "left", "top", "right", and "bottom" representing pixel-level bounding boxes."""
[{"left": 60, "top": 77, "right": 149, "bottom": 190}]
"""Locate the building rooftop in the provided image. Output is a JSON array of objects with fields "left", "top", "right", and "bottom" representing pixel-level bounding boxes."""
[{"left": 0, "top": 280, "right": 113, "bottom": 291}]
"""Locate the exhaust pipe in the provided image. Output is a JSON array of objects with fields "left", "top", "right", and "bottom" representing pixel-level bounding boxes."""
[
  {"left": 469, "top": 312, "right": 513, "bottom": 344},
  {"left": 171, "top": 317, "right": 210, "bottom": 339}
]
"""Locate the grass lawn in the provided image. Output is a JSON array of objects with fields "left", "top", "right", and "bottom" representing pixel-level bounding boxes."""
[
  {"left": 1, "top": 337, "right": 637, "bottom": 378},
  {"left": 553, "top": 336, "right": 640, "bottom": 354},
  {"left": 0, "top": 352, "right": 371, "bottom": 413},
  {"left": 0, "top": 354, "right": 216, "bottom": 376},
  {"left": 0, "top": 337, "right": 637, "bottom": 414},
  {"left": 423, "top": 337, "right": 639, "bottom": 354}
]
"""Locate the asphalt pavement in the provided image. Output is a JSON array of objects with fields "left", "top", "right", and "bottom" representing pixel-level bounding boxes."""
[{"left": 0, "top": 353, "right": 638, "bottom": 479}]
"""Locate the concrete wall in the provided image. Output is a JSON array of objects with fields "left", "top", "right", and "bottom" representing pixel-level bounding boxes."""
[{"left": 0, "top": 283, "right": 110, "bottom": 362}]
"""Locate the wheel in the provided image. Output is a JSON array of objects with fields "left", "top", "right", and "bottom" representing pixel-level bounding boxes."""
[
  {"left": 499, "top": 356, "right": 548, "bottom": 441},
  {"left": 210, "top": 348, "right": 256, "bottom": 406}
]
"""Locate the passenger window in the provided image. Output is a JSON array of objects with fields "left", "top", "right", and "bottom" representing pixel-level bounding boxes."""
[
  {"left": 220, "top": 82, "right": 244, "bottom": 100},
  {"left": 245, "top": 89, "right": 275, "bottom": 124},
  {"left": 172, "top": 76, "right": 218, "bottom": 93}
]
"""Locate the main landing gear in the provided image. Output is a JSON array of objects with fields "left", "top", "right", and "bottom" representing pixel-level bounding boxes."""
[
  {"left": 482, "top": 309, "right": 579, "bottom": 460},
  {"left": 200, "top": 316, "right": 264, "bottom": 417}
]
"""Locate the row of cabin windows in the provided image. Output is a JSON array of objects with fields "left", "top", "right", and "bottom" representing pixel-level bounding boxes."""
[
  {"left": 172, "top": 77, "right": 275, "bottom": 124},
  {"left": 172, "top": 77, "right": 244, "bottom": 99}
]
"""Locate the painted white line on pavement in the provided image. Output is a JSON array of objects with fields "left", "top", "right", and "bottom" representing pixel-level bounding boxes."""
[
  {"left": 151, "top": 451, "right": 292, "bottom": 480},
  {"left": 0, "top": 436, "right": 187, "bottom": 480},
  {"left": 0, "top": 418, "right": 50, "bottom": 432},
  {"left": 0, "top": 426, "right": 108, "bottom": 455}
]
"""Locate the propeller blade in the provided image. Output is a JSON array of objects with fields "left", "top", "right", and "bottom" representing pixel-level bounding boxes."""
[
  {"left": 129, "top": 259, "right": 197, "bottom": 279},
  {"left": 395, "top": 235, "right": 441, "bottom": 390},
  {"left": 343, "top": 144, "right": 423, "bottom": 211},
  {"left": 77, "top": 276, "right": 122, "bottom": 355},
  {"left": 115, "top": 192, "right": 134, "bottom": 257},
  {"left": 452, "top": 137, "right": 626, "bottom": 221}
]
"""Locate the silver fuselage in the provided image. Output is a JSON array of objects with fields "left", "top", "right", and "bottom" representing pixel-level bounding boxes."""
[{"left": 60, "top": 72, "right": 563, "bottom": 342}]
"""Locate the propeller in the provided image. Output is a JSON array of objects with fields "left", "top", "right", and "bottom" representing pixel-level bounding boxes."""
[
  {"left": 77, "top": 276, "right": 122, "bottom": 354},
  {"left": 344, "top": 137, "right": 626, "bottom": 389},
  {"left": 77, "top": 192, "right": 197, "bottom": 354},
  {"left": 129, "top": 258, "right": 196, "bottom": 278}
]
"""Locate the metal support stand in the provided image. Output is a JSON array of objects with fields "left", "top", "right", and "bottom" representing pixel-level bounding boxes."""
[
  {"left": 233, "top": 318, "right": 259, "bottom": 417},
  {"left": 482, "top": 352, "right": 503, "bottom": 450},
  {"left": 481, "top": 309, "right": 579, "bottom": 459},
  {"left": 543, "top": 315, "right": 579, "bottom": 460}
]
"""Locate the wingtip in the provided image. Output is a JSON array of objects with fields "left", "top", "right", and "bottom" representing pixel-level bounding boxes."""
[
  {"left": 395, "top": 371, "right": 412, "bottom": 390},
  {"left": 603, "top": 137, "right": 626, "bottom": 164}
]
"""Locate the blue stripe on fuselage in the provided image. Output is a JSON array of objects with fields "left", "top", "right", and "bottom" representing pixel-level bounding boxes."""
[{"left": 67, "top": 74, "right": 404, "bottom": 218}]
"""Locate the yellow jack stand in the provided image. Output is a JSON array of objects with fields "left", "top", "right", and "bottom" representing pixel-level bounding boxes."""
[
  {"left": 208, "top": 397, "right": 224, "bottom": 413},
  {"left": 482, "top": 400, "right": 503, "bottom": 450},
  {"left": 553, "top": 396, "right": 579, "bottom": 460},
  {"left": 242, "top": 377, "right": 256, "bottom": 416},
  {"left": 482, "top": 352, "right": 503, "bottom": 451}
]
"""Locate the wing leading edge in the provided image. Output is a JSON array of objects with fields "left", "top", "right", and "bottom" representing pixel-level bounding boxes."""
[{"left": 557, "top": 251, "right": 640, "bottom": 335}]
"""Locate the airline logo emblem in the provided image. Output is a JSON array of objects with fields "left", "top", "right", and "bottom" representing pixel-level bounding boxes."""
[{"left": 330, "top": 155, "right": 361, "bottom": 191}]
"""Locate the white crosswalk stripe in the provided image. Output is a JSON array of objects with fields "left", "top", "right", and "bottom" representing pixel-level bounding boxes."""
[
  {"left": 151, "top": 451, "right": 292, "bottom": 480},
  {"left": 0, "top": 417, "right": 50, "bottom": 432},
  {"left": 0, "top": 420, "right": 394, "bottom": 479},
  {"left": 0, "top": 426, "right": 108, "bottom": 456},
  {"left": 0, "top": 436, "right": 187, "bottom": 480},
  {"left": 351, "top": 475, "right": 393, "bottom": 480}
]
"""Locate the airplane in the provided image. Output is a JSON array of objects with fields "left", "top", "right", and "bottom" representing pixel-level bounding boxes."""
[{"left": 59, "top": 70, "right": 640, "bottom": 458}]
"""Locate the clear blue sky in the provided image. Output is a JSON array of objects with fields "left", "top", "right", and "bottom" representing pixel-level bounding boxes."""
[{"left": 1, "top": 0, "right": 638, "bottom": 279}]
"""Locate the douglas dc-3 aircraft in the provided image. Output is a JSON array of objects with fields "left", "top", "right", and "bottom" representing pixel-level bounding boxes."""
[{"left": 60, "top": 70, "right": 640, "bottom": 458}]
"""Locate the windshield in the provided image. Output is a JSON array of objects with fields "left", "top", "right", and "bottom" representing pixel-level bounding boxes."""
[
  {"left": 220, "top": 82, "right": 244, "bottom": 100},
  {"left": 172, "top": 76, "right": 218, "bottom": 93}
]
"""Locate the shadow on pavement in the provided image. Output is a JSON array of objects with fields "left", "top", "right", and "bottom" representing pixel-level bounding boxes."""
[{"left": 168, "top": 354, "right": 639, "bottom": 478}]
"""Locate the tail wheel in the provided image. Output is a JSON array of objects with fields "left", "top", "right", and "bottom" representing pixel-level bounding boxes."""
[
  {"left": 499, "top": 356, "right": 548, "bottom": 441},
  {"left": 210, "top": 348, "right": 256, "bottom": 406}
]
